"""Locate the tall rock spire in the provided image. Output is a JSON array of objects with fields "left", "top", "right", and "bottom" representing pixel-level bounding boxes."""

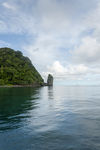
[{"left": 47, "top": 74, "right": 53, "bottom": 86}]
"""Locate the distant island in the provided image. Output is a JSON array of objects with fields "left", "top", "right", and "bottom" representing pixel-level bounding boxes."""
[{"left": 0, "top": 47, "right": 45, "bottom": 87}]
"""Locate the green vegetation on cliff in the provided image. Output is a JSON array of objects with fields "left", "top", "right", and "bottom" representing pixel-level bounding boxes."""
[{"left": 0, "top": 47, "right": 44, "bottom": 86}]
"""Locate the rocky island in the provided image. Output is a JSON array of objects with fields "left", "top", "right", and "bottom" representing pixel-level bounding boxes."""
[
  {"left": 0, "top": 47, "right": 44, "bottom": 87},
  {"left": 47, "top": 74, "right": 53, "bottom": 86}
]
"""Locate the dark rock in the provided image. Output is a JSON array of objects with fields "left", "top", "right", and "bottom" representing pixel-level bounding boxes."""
[{"left": 47, "top": 74, "right": 53, "bottom": 86}]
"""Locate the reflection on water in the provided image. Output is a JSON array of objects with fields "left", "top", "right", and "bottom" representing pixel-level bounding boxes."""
[
  {"left": 0, "top": 87, "right": 40, "bottom": 131},
  {"left": 0, "top": 86, "right": 100, "bottom": 150},
  {"left": 48, "top": 86, "right": 54, "bottom": 100}
]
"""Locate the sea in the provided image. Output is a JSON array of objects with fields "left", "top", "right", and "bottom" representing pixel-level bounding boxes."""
[{"left": 0, "top": 86, "right": 100, "bottom": 150}]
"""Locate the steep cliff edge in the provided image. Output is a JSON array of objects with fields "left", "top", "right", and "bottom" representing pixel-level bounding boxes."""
[{"left": 0, "top": 47, "right": 44, "bottom": 86}]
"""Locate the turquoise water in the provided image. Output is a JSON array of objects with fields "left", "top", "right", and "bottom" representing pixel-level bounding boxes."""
[{"left": 0, "top": 86, "right": 100, "bottom": 150}]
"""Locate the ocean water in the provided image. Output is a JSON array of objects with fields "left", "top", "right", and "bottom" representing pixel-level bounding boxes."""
[{"left": 0, "top": 86, "right": 100, "bottom": 150}]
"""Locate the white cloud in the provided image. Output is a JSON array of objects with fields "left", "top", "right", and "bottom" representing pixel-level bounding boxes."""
[
  {"left": 20, "top": 0, "right": 100, "bottom": 83},
  {"left": 72, "top": 36, "right": 100, "bottom": 64},
  {"left": 42, "top": 60, "right": 100, "bottom": 84},
  {"left": 71, "top": 1, "right": 100, "bottom": 65},
  {"left": 2, "top": 2, "right": 16, "bottom": 10},
  {"left": 48, "top": 61, "right": 67, "bottom": 75},
  {"left": 1, "top": 0, "right": 100, "bottom": 84},
  {"left": 43, "top": 61, "right": 89, "bottom": 79},
  {"left": 85, "top": 2, "right": 100, "bottom": 39}
]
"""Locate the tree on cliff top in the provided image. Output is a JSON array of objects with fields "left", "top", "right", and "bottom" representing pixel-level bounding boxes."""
[{"left": 0, "top": 47, "right": 44, "bottom": 85}]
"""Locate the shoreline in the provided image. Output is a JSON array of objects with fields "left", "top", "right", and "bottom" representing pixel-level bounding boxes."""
[
  {"left": 0, "top": 83, "right": 48, "bottom": 88},
  {"left": 0, "top": 85, "right": 44, "bottom": 88}
]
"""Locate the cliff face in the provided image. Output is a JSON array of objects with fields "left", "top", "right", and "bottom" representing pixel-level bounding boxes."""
[
  {"left": 47, "top": 74, "right": 53, "bottom": 86},
  {"left": 0, "top": 47, "right": 44, "bottom": 86}
]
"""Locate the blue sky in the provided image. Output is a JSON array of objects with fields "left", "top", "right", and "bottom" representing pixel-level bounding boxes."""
[{"left": 0, "top": 0, "right": 100, "bottom": 85}]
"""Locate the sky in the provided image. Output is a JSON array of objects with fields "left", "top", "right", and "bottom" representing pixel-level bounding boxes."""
[{"left": 0, "top": 0, "right": 100, "bottom": 85}]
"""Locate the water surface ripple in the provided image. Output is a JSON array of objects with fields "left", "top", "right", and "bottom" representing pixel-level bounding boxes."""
[{"left": 0, "top": 86, "right": 100, "bottom": 150}]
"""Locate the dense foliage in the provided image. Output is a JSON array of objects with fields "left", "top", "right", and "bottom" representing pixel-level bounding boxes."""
[{"left": 0, "top": 47, "right": 44, "bottom": 85}]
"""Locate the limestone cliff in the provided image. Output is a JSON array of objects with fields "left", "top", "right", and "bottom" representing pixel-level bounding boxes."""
[
  {"left": 47, "top": 74, "right": 53, "bottom": 86},
  {"left": 0, "top": 47, "right": 44, "bottom": 86}
]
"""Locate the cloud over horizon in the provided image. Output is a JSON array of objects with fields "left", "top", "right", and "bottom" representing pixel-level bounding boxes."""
[{"left": 0, "top": 0, "right": 100, "bottom": 85}]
